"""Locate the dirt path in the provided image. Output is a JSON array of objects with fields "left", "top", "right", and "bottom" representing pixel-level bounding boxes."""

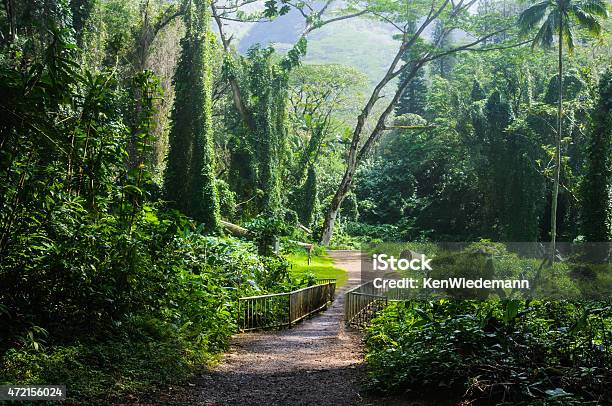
[{"left": 151, "top": 250, "right": 372, "bottom": 405}]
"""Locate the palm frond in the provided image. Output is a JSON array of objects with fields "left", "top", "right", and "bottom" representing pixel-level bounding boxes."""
[
  {"left": 518, "top": 1, "right": 552, "bottom": 35},
  {"left": 576, "top": 0, "right": 609, "bottom": 17},
  {"left": 562, "top": 15, "right": 575, "bottom": 53},
  {"left": 533, "top": 13, "right": 557, "bottom": 48},
  {"left": 571, "top": 5, "right": 603, "bottom": 36}
]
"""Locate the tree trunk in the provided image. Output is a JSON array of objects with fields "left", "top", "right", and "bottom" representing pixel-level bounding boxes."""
[
  {"left": 320, "top": 149, "right": 358, "bottom": 245},
  {"left": 319, "top": 61, "right": 424, "bottom": 246},
  {"left": 319, "top": 33, "right": 415, "bottom": 245},
  {"left": 550, "top": 16, "right": 563, "bottom": 263},
  {"left": 3, "top": 0, "right": 17, "bottom": 46},
  {"left": 319, "top": 1, "right": 475, "bottom": 246}
]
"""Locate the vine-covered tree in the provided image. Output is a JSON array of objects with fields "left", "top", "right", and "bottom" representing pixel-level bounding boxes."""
[
  {"left": 225, "top": 47, "right": 290, "bottom": 216},
  {"left": 164, "top": 0, "right": 220, "bottom": 230},
  {"left": 581, "top": 69, "right": 612, "bottom": 243},
  {"left": 293, "top": 165, "right": 319, "bottom": 227},
  {"left": 250, "top": 48, "right": 288, "bottom": 214}
]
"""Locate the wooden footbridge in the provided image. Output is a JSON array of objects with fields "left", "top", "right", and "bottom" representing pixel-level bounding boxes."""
[{"left": 237, "top": 278, "right": 337, "bottom": 331}]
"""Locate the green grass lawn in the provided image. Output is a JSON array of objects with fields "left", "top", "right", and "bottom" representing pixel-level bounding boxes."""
[{"left": 286, "top": 251, "right": 348, "bottom": 288}]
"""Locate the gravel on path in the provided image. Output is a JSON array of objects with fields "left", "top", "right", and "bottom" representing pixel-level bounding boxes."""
[{"left": 144, "top": 251, "right": 421, "bottom": 406}]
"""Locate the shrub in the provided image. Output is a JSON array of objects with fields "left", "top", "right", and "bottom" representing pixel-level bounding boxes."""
[
  {"left": 0, "top": 319, "right": 217, "bottom": 401},
  {"left": 344, "top": 222, "right": 402, "bottom": 242},
  {"left": 365, "top": 300, "right": 612, "bottom": 404},
  {"left": 216, "top": 179, "right": 237, "bottom": 221},
  {"left": 243, "top": 214, "right": 293, "bottom": 255}
]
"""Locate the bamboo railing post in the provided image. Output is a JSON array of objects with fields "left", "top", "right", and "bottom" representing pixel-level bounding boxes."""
[
  {"left": 238, "top": 299, "right": 241, "bottom": 331},
  {"left": 288, "top": 292, "right": 292, "bottom": 327}
]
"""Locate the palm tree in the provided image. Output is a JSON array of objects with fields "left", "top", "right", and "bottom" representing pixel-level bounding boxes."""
[{"left": 518, "top": 0, "right": 608, "bottom": 262}]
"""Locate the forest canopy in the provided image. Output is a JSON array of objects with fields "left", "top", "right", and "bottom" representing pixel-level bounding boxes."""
[{"left": 0, "top": 0, "right": 610, "bottom": 403}]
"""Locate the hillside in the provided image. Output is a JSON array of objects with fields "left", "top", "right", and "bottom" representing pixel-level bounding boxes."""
[{"left": 235, "top": 9, "right": 397, "bottom": 86}]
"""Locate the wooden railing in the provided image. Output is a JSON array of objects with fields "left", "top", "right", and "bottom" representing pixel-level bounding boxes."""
[
  {"left": 345, "top": 281, "right": 387, "bottom": 327},
  {"left": 345, "top": 292, "right": 387, "bottom": 327},
  {"left": 344, "top": 281, "right": 403, "bottom": 327},
  {"left": 238, "top": 280, "right": 336, "bottom": 331},
  {"left": 345, "top": 278, "right": 424, "bottom": 327}
]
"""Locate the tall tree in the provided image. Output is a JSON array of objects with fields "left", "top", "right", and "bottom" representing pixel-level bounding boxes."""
[
  {"left": 69, "top": 0, "right": 96, "bottom": 46},
  {"left": 518, "top": 0, "right": 608, "bottom": 260},
  {"left": 293, "top": 165, "right": 319, "bottom": 227},
  {"left": 225, "top": 47, "right": 290, "bottom": 216},
  {"left": 581, "top": 69, "right": 611, "bottom": 243},
  {"left": 395, "top": 41, "right": 428, "bottom": 117},
  {"left": 319, "top": 0, "right": 510, "bottom": 245},
  {"left": 163, "top": 0, "right": 220, "bottom": 230},
  {"left": 250, "top": 47, "right": 288, "bottom": 214},
  {"left": 288, "top": 64, "right": 367, "bottom": 184},
  {"left": 127, "top": 1, "right": 186, "bottom": 170}
]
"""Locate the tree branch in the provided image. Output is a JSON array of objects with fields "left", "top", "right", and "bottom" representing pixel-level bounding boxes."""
[
  {"left": 215, "top": 0, "right": 260, "bottom": 10},
  {"left": 211, "top": 2, "right": 255, "bottom": 132},
  {"left": 154, "top": 6, "right": 186, "bottom": 35},
  {"left": 308, "top": 9, "right": 370, "bottom": 33},
  {"left": 357, "top": 31, "right": 527, "bottom": 161}
]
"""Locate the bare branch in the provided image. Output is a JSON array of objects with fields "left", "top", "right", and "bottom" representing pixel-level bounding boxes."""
[
  {"left": 218, "top": 15, "right": 270, "bottom": 22},
  {"left": 370, "top": 11, "right": 406, "bottom": 32},
  {"left": 211, "top": 2, "right": 254, "bottom": 131},
  {"left": 214, "top": 0, "right": 260, "bottom": 10},
  {"left": 423, "top": 29, "right": 508, "bottom": 62},
  {"left": 466, "top": 38, "right": 533, "bottom": 52},
  {"left": 320, "top": 9, "right": 370, "bottom": 26},
  {"left": 358, "top": 59, "right": 427, "bottom": 160},
  {"left": 383, "top": 124, "right": 437, "bottom": 130}
]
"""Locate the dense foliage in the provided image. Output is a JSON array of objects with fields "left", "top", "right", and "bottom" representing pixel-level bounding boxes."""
[
  {"left": 366, "top": 299, "right": 611, "bottom": 404},
  {"left": 363, "top": 240, "right": 611, "bottom": 403},
  {"left": 581, "top": 69, "right": 612, "bottom": 245},
  {"left": 0, "top": 0, "right": 296, "bottom": 399},
  {"left": 353, "top": 45, "right": 610, "bottom": 243},
  {"left": 0, "top": 0, "right": 609, "bottom": 402}
]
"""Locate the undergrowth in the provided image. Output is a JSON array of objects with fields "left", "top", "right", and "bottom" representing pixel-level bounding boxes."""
[{"left": 365, "top": 299, "right": 612, "bottom": 405}]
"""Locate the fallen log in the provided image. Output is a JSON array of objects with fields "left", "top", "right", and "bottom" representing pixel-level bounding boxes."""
[
  {"left": 220, "top": 220, "right": 250, "bottom": 237},
  {"left": 221, "top": 220, "right": 314, "bottom": 263},
  {"left": 298, "top": 223, "right": 312, "bottom": 234}
]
